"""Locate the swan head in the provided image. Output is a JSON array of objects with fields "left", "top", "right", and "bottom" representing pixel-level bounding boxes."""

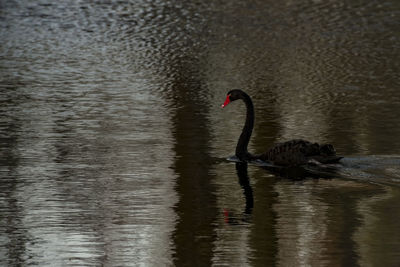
[{"left": 221, "top": 89, "right": 245, "bottom": 108}]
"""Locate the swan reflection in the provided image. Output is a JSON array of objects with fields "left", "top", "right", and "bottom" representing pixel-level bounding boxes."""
[
  {"left": 224, "top": 162, "right": 254, "bottom": 224},
  {"left": 236, "top": 162, "right": 253, "bottom": 215}
]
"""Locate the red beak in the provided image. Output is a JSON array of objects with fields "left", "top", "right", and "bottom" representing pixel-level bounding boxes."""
[{"left": 221, "top": 95, "right": 231, "bottom": 108}]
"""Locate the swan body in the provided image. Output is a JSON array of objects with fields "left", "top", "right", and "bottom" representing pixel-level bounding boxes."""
[{"left": 222, "top": 89, "right": 342, "bottom": 166}]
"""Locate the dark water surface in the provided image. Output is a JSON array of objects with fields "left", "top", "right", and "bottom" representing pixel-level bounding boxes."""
[{"left": 1, "top": 0, "right": 400, "bottom": 266}]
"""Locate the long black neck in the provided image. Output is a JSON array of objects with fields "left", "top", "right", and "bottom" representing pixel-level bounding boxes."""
[{"left": 235, "top": 93, "right": 254, "bottom": 159}]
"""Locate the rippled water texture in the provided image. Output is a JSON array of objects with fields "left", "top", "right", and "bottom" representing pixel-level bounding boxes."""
[{"left": 1, "top": 0, "right": 400, "bottom": 266}]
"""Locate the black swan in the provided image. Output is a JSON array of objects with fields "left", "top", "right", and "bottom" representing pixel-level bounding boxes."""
[{"left": 221, "top": 89, "right": 342, "bottom": 166}]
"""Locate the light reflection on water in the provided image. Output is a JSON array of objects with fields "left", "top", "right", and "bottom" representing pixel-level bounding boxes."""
[{"left": 1, "top": 0, "right": 400, "bottom": 266}]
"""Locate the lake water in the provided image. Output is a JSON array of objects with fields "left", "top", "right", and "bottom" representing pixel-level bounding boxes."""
[{"left": 1, "top": 0, "right": 400, "bottom": 266}]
